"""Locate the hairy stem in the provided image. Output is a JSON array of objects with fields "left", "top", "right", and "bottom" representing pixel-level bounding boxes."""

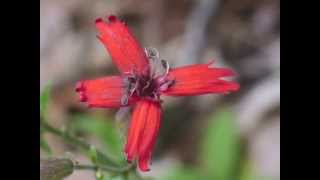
[
  {"left": 74, "top": 164, "right": 133, "bottom": 173},
  {"left": 41, "top": 121, "right": 119, "bottom": 167}
]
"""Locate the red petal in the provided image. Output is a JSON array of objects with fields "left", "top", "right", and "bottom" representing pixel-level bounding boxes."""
[
  {"left": 75, "top": 76, "right": 135, "bottom": 108},
  {"left": 95, "top": 15, "right": 149, "bottom": 75},
  {"left": 138, "top": 101, "right": 161, "bottom": 171},
  {"left": 138, "top": 152, "right": 152, "bottom": 172},
  {"left": 162, "top": 62, "right": 240, "bottom": 96},
  {"left": 124, "top": 99, "right": 161, "bottom": 172},
  {"left": 124, "top": 100, "right": 149, "bottom": 162},
  {"left": 138, "top": 101, "right": 161, "bottom": 156}
]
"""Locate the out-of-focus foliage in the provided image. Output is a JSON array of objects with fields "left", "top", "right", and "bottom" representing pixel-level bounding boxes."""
[
  {"left": 239, "top": 159, "right": 255, "bottom": 180},
  {"left": 200, "top": 108, "right": 240, "bottom": 180},
  {"left": 162, "top": 108, "right": 242, "bottom": 180},
  {"left": 40, "top": 84, "right": 51, "bottom": 117},
  {"left": 40, "top": 130, "right": 52, "bottom": 154},
  {"left": 40, "top": 85, "right": 52, "bottom": 154},
  {"left": 95, "top": 169, "right": 105, "bottom": 180},
  {"left": 161, "top": 167, "right": 204, "bottom": 180},
  {"left": 89, "top": 145, "right": 99, "bottom": 164},
  {"left": 70, "top": 114, "right": 125, "bottom": 164}
]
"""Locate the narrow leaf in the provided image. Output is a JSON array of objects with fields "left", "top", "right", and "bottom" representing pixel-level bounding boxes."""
[
  {"left": 89, "top": 145, "right": 98, "bottom": 164},
  {"left": 40, "top": 84, "right": 51, "bottom": 117},
  {"left": 40, "top": 137, "right": 52, "bottom": 154}
]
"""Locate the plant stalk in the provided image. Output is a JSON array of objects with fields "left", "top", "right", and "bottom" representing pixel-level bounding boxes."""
[{"left": 41, "top": 121, "right": 119, "bottom": 167}]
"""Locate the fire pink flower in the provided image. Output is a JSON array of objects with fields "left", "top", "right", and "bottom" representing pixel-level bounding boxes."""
[{"left": 76, "top": 15, "right": 239, "bottom": 171}]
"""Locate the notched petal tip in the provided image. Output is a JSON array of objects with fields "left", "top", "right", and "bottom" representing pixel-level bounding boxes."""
[
  {"left": 75, "top": 81, "right": 84, "bottom": 92},
  {"left": 75, "top": 76, "right": 130, "bottom": 108},
  {"left": 108, "top": 15, "right": 117, "bottom": 22},
  {"left": 95, "top": 18, "right": 103, "bottom": 24},
  {"left": 95, "top": 15, "right": 117, "bottom": 24},
  {"left": 138, "top": 162, "right": 150, "bottom": 172},
  {"left": 95, "top": 15, "right": 118, "bottom": 26},
  {"left": 138, "top": 157, "right": 151, "bottom": 172},
  {"left": 79, "top": 93, "right": 87, "bottom": 102},
  {"left": 94, "top": 14, "right": 149, "bottom": 75},
  {"left": 140, "top": 168, "right": 150, "bottom": 172},
  {"left": 75, "top": 82, "right": 88, "bottom": 102}
]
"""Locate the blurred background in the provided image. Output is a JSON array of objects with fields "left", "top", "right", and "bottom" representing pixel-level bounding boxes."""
[{"left": 40, "top": 0, "right": 280, "bottom": 179}]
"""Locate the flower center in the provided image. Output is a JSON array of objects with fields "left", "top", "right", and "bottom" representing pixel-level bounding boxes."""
[
  {"left": 131, "top": 75, "right": 158, "bottom": 97},
  {"left": 120, "top": 48, "right": 174, "bottom": 105}
]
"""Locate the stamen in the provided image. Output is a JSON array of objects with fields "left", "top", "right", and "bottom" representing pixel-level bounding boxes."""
[
  {"left": 158, "top": 79, "right": 175, "bottom": 92},
  {"left": 141, "top": 81, "right": 150, "bottom": 93},
  {"left": 152, "top": 92, "right": 160, "bottom": 100},
  {"left": 145, "top": 47, "right": 170, "bottom": 78},
  {"left": 145, "top": 47, "right": 159, "bottom": 59},
  {"left": 121, "top": 94, "right": 129, "bottom": 106},
  {"left": 161, "top": 59, "right": 170, "bottom": 75},
  {"left": 120, "top": 47, "right": 173, "bottom": 102},
  {"left": 129, "top": 82, "right": 138, "bottom": 96}
]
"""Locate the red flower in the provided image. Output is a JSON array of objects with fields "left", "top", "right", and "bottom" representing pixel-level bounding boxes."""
[{"left": 76, "top": 15, "right": 239, "bottom": 171}]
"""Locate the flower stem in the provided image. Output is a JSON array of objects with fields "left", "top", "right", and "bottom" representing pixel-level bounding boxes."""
[
  {"left": 40, "top": 121, "right": 119, "bottom": 167},
  {"left": 74, "top": 164, "right": 133, "bottom": 173}
]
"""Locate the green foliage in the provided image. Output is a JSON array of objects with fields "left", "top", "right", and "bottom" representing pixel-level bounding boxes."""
[
  {"left": 161, "top": 167, "right": 205, "bottom": 180},
  {"left": 200, "top": 108, "right": 240, "bottom": 180},
  {"left": 90, "top": 145, "right": 99, "bottom": 164},
  {"left": 162, "top": 108, "right": 242, "bottom": 180},
  {"left": 40, "top": 136, "right": 52, "bottom": 154},
  {"left": 40, "top": 85, "right": 52, "bottom": 153},
  {"left": 71, "top": 114, "right": 125, "bottom": 164},
  {"left": 108, "top": 175, "right": 125, "bottom": 180},
  {"left": 95, "top": 169, "right": 105, "bottom": 180},
  {"left": 239, "top": 159, "right": 255, "bottom": 180},
  {"left": 40, "top": 84, "right": 51, "bottom": 118}
]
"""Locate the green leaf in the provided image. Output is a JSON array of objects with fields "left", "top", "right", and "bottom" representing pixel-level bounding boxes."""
[
  {"left": 161, "top": 167, "right": 205, "bottom": 180},
  {"left": 71, "top": 114, "right": 124, "bottom": 163},
  {"left": 95, "top": 170, "right": 105, "bottom": 180},
  {"left": 40, "top": 136, "right": 52, "bottom": 154},
  {"left": 40, "top": 126, "right": 52, "bottom": 154},
  {"left": 109, "top": 175, "right": 125, "bottom": 180},
  {"left": 89, "top": 145, "right": 99, "bottom": 164},
  {"left": 40, "top": 84, "right": 51, "bottom": 117},
  {"left": 200, "top": 108, "right": 240, "bottom": 180}
]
